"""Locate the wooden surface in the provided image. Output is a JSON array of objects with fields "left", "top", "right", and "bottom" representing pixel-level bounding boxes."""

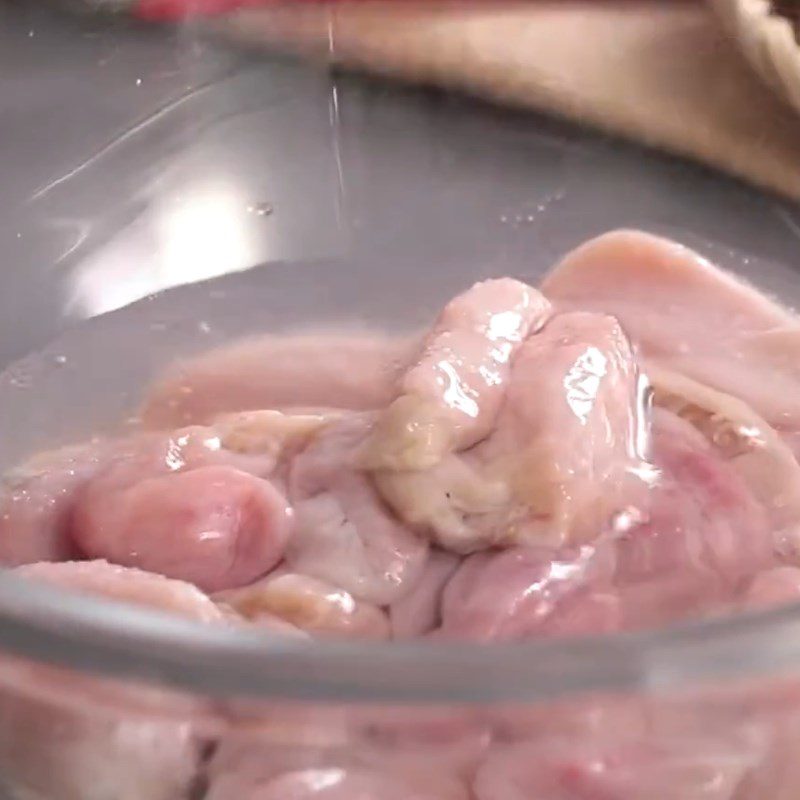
[{"left": 216, "top": 1, "right": 800, "bottom": 200}]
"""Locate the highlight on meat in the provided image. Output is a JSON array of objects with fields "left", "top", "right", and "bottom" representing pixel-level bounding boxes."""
[{"left": 2, "top": 229, "right": 800, "bottom": 799}]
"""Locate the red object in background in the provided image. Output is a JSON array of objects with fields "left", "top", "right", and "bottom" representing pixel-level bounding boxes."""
[
  {"left": 133, "top": 0, "right": 699, "bottom": 23},
  {"left": 134, "top": 0, "right": 393, "bottom": 22},
  {"left": 135, "top": 0, "right": 270, "bottom": 21}
]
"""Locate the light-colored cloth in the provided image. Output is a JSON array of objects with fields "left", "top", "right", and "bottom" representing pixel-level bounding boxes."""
[{"left": 215, "top": 1, "right": 800, "bottom": 200}]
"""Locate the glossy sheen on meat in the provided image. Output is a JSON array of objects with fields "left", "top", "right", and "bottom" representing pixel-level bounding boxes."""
[
  {"left": 437, "top": 545, "right": 616, "bottom": 642},
  {"left": 376, "top": 312, "right": 651, "bottom": 553},
  {"left": 542, "top": 229, "right": 800, "bottom": 438},
  {"left": 362, "top": 278, "right": 550, "bottom": 471},
  {"left": 206, "top": 730, "right": 476, "bottom": 800},
  {"left": 44, "top": 423, "right": 294, "bottom": 592},
  {"left": 73, "top": 464, "right": 292, "bottom": 593},
  {"left": 6, "top": 228, "right": 800, "bottom": 800},
  {"left": 211, "top": 766, "right": 468, "bottom": 800},
  {"left": 470, "top": 311, "right": 651, "bottom": 545},
  {"left": 0, "top": 420, "right": 284, "bottom": 572}
]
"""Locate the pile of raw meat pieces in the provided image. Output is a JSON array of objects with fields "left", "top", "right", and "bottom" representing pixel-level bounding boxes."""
[{"left": 2, "top": 229, "right": 800, "bottom": 800}]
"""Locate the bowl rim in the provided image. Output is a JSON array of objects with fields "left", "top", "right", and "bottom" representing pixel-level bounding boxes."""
[
  {"left": 2, "top": 569, "right": 800, "bottom": 703},
  {"left": 4, "top": 247, "right": 800, "bottom": 703}
]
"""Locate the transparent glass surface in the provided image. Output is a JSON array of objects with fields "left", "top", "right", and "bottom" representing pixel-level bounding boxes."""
[{"left": 2, "top": 2, "right": 800, "bottom": 798}]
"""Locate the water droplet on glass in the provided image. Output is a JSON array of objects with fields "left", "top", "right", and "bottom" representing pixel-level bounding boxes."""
[
  {"left": 135, "top": 78, "right": 142, "bottom": 86},
  {"left": 28, "top": 30, "right": 34, "bottom": 37},
  {"left": 247, "top": 202, "right": 273, "bottom": 217},
  {"left": 8, "top": 371, "right": 31, "bottom": 389},
  {"left": 198, "top": 321, "right": 211, "bottom": 334},
  {"left": 52, "top": 355, "right": 67, "bottom": 366}
]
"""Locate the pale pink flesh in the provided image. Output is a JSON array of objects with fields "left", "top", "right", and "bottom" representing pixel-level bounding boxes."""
[
  {"left": 615, "top": 410, "right": 772, "bottom": 629},
  {"left": 141, "top": 333, "right": 417, "bottom": 429},
  {"left": 73, "top": 465, "right": 291, "bottom": 593},
  {"left": 207, "top": 732, "right": 475, "bottom": 800},
  {"left": 351, "top": 708, "right": 490, "bottom": 790},
  {"left": 474, "top": 734, "right": 759, "bottom": 800},
  {"left": 735, "top": 718, "right": 800, "bottom": 800},
  {"left": 469, "top": 311, "right": 651, "bottom": 545},
  {"left": 17, "top": 559, "right": 226, "bottom": 622},
  {"left": 3, "top": 561, "right": 228, "bottom": 726},
  {"left": 542, "top": 229, "right": 800, "bottom": 435},
  {"left": 742, "top": 567, "right": 800, "bottom": 609},
  {"left": 0, "top": 424, "right": 276, "bottom": 569},
  {"left": 209, "top": 764, "right": 467, "bottom": 800},
  {"left": 436, "top": 406, "right": 774, "bottom": 641},
  {"left": 376, "top": 311, "right": 650, "bottom": 553},
  {"left": 0, "top": 695, "right": 200, "bottom": 800},
  {"left": 5, "top": 230, "right": 800, "bottom": 799},
  {"left": 363, "top": 278, "right": 550, "bottom": 470},
  {"left": 646, "top": 364, "right": 800, "bottom": 542},
  {"left": 0, "top": 442, "right": 109, "bottom": 566},
  {"left": 287, "top": 415, "right": 428, "bottom": 604},
  {"left": 437, "top": 545, "right": 616, "bottom": 642},
  {"left": 216, "top": 571, "right": 390, "bottom": 640},
  {"left": 0, "top": 560, "right": 220, "bottom": 800},
  {"left": 389, "top": 549, "right": 460, "bottom": 638}
]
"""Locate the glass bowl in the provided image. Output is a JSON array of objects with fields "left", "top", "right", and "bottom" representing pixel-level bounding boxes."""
[{"left": 2, "top": 3, "right": 800, "bottom": 799}]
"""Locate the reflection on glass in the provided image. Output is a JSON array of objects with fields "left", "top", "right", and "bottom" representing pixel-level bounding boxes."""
[{"left": 67, "top": 182, "right": 264, "bottom": 317}]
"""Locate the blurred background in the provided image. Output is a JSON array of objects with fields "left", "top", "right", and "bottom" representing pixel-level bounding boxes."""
[{"left": 0, "top": 0, "right": 799, "bottom": 369}]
